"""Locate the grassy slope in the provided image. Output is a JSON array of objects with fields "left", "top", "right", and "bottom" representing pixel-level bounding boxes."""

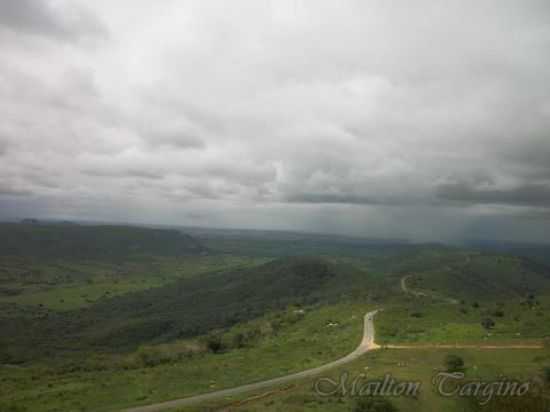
[
  {"left": 0, "top": 255, "right": 268, "bottom": 311},
  {"left": 0, "top": 302, "right": 370, "bottom": 412},
  {"left": 0, "top": 256, "right": 380, "bottom": 364},
  {"left": 376, "top": 250, "right": 550, "bottom": 344},
  {"left": 183, "top": 347, "right": 549, "bottom": 412}
]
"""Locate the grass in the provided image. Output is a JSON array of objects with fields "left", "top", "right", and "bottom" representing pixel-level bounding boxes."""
[
  {"left": 175, "top": 347, "right": 550, "bottom": 412},
  {"left": 0, "top": 301, "right": 371, "bottom": 411},
  {"left": 376, "top": 292, "right": 550, "bottom": 344}
]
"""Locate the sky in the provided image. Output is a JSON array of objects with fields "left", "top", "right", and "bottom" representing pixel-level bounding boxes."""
[{"left": 1, "top": 0, "right": 549, "bottom": 243}]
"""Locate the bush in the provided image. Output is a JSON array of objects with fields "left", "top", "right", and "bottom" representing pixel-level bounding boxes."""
[
  {"left": 492, "top": 310, "right": 504, "bottom": 318},
  {"left": 352, "top": 397, "right": 398, "bottom": 412},
  {"left": 481, "top": 318, "right": 495, "bottom": 330},
  {"left": 444, "top": 354, "right": 464, "bottom": 373},
  {"left": 205, "top": 335, "right": 225, "bottom": 354}
]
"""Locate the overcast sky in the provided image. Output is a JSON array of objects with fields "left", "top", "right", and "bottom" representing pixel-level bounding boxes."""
[{"left": 1, "top": 0, "right": 549, "bottom": 242}]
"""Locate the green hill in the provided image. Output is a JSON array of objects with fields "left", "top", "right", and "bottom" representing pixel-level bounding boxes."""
[
  {"left": 404, "top": 252, "right": 550, "bottom": 301},
  {"left": 0, "top": 256, "right": 374, "bottom": 361}
]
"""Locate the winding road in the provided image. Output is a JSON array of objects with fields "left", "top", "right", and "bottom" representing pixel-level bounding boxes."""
[
  {"left": 125, "top": 273, "right": 544, "bottom": 411},
  {"left": 124, "top": 310, "right": 379, "bottom": 412}
]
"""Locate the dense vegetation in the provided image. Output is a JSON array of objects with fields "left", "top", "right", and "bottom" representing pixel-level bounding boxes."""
[
  {"left": 1, "top": 223, "right": 550, "bottom": 411},
  {"left": 0, "top": 255, "right": 378, "bottom": 362},
  {"left": 0, "top": 223, "right": 206, "bottom": 259}
]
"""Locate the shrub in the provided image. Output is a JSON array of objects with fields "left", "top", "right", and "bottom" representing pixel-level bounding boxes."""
[
  {"left": 444, "top": 354, "right": 464, "bottom": 372},
  {"left": 481, "top": 318, "right": 495, "bottom": 330},
  {"left": 205, "top": 335, "right": 225, "bottom": 354},
  {"left": 492, "top": 310, "right": 504, "bottom": 318}
]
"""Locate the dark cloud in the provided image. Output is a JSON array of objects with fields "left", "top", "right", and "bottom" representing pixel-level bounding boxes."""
[
  {"left": 286, "top": 193, "right": 405, "bottom": 206},
  {"left": 436, "top": 182, "right": 550, "bottom": 208},
  {"left": 0, "top": 183, "right": 32, "bottom": 197},
  {"left": 81, "top": 168, "right": 165, "bottom": 180},
  {"left": 498, "top": 136, "right": 550, "bottom": 180},
  {"left": 0, "top": 0, "right": 106, "bottom": 40}
]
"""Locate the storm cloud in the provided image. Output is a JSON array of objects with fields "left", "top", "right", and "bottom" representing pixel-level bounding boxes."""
[
  {"left": 1, "top": 0, "right": 549, "bottom": 242},
  {"left": 437, "top": 183, "right": 550, "bottom": 207}
]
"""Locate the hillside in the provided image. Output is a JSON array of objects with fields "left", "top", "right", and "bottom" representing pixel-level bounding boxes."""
[
  {"left": 0, "top": 223, "right": 206, "bottom": 259},
  {"left": 403, "top": 252, "right": 550, "bottom": 301},
  {"left": 0, "top": 256, "right": 375, "bottom": 361}
]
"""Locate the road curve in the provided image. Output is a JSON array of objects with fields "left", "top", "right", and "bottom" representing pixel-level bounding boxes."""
[{"left": 124, "top": 310, "right": 379, "bottom": 412}]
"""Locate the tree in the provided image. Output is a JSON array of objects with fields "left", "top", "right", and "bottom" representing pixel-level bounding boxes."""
[
  {"left": 444, "top": 354, "right": 464, "bottom": 372},
  {"left": 481, "top": 318, "right": 495, "bottom": 330},
  {"left": 352, "top": 397, "right": 398, "bottom": 412}
]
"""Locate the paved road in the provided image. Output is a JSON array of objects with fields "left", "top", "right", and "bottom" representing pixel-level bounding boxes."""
[{"left": 124, "top": 310, "right": 379, "bottom": 412}]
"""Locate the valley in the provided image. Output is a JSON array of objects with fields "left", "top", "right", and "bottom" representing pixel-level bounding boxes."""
[{"left": 0, "top": 224, "right": 549, "bottom": 412}]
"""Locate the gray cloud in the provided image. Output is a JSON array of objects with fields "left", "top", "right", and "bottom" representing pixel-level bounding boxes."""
[
  {"left": 0, "top": 0, "right": 550, "bottom": 243},
  {"left": 0, "top": 183, "right": 32, "bottom": 197},
  {"left": 0, "top": 140, "right": 8, "bottom": 157},
  {"left": 436, "top": 182, "right": 550, "bottom": 208},
  {"left": 140, "top": 128, "right": 206, "bottom": 150},
  {"left": 286, "top": 193, "right": 411, "bottom": 206},
  {"left": 81, "top": 168, "right": 165, "bottom": 181}
]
